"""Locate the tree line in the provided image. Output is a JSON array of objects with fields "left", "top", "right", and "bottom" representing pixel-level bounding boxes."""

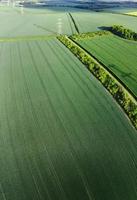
[
  {"left": 70, "top": 30, "right": 111, "bottom": 41},
  {"left": 110, "top": 25, "right": 137, "bottom": 41}
]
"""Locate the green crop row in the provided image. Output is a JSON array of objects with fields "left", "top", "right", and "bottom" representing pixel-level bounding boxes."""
[
  {"left": 70, "top": 30, "right": 111, "bottom": 41},
  {"left": 110, "top": 25, "right": 137, "bottom": 40},
  {"left": 57, "top": 35, "right": 137, "bottom": 129}
]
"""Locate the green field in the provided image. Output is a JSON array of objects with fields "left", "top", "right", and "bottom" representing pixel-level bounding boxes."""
[
  {"left": 102, "top": 7, "right": 137, "bottom": 14},
  {"left": 0, "top": 6, "right": 137, "bottom": 37},
  {"left": 0, "top": 6, "right": 77, "bottom": 37},
  {"left": 126, "top": 11, "right": 137, "bottom": 16},
  {"left": 71, "top": 12, "right": 137, "bottom": 33},
  {"left": 0, "top": 38, "right": 136, "bottom": 200},
  {"left": 0, "top": 5, "right": 137, "bottom": 200},
  {"left": 78, "top": 34, "right": 137, "bottom": 96}
]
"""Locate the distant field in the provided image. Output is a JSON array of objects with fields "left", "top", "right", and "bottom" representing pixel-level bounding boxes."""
[
  {"left": 0, "top": 38, "right": 137, "bottom": 200},
  {"left": 102, "top": 7, "right": 137, "bottom": 14},
  {"left": 126, "top": 11, "right": 137, "bottom": 16},
  {"left": 0, "top": 7, "right": 77, "bottom": 37},
  {"left": 0, "top": 7, "right": 137, "bottom": 37},
  {"left": 77, "top": 34, "right": 137, "bottom": 96},
  {"left": 71, "top": 12, "right": 137, "bottom": 33}
]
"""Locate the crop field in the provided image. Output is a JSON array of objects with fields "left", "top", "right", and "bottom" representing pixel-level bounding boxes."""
[
  {"left": 126, "top": 11, "right": 137, "bottom": 16},
  {"left": 0, "top": 7, "right": 77, "bottom": 37},
  {"left": 78, "top": 34, "right": 137, "bottom": 96},
  {"left": 0, "top": 37, "right": 136, "bottom": 200},
  {"left": 102, "top": 7, "right": 137, "bottom": 14},
  {"left": 0, "top": 4, "right": 137, "bottom": 200},
  {"left": 1, "top": 6, "right": 137, "bottom": 37},
  {"left": 71, "top": 12, "right": 137, "bottom": 33}
]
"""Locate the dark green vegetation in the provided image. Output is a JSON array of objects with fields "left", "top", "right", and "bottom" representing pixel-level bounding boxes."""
[
  {"left": 110, "top": 25, "right": 137, "bottom": 40},
  {"left": 70, "top": 30, "right": 111, "bottom": 41},
  {"left": 58, "top": 35, "right": 137, "bottom": 129},
  {"left": 0, "top": 5, "right": 137, "bottom": 200}
]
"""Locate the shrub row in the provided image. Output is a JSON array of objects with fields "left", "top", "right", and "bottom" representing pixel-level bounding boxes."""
[
  {"left": 57, "top": 35, "right": 137, "bottom": 129},
  {"left": 110, "top": 25, "right": 137, "bottom": 41},
  {"left": 70, "top": 31, "right": 111, "bottom": 41}
]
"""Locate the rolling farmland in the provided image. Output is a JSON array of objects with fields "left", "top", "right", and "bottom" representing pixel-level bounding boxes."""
[
  {"left": 71, "top": 12, "right": 137, "bottom": 33},
  {"left": 1, "top": 6, "right": 137, "bottom": 37},
  {"left": 78, "top": 34, "right": 137, "bottom": 96},
  {"left": 0, "top": 38, "right": 136, "bottom": 200},
  {"left": 0, "top": 7, "right": 77, "bottom": 37},
  {"left": 0, "top": 4, "right": 137, "bottom": 200}
]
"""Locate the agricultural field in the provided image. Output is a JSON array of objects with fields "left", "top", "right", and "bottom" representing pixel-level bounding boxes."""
[
  {"left": 0, "top": 6, "right": 137, "bottom": 37},
  {"left": 0, "top": 6, "right": 77, "bottom": 37},
  {"left": 0, "top": 38, "right": 136, "bottom": 200},
  {"left": 77, "top": 34, "right": 137, "bottom": 96},
  {"left": 126, "top": 11, "right": 137, "bottom": 16},
  {"left": 0, "top": 4, "right": 137, "bottom": 200},
  {"left": 71, "top": 11, "right": 137, "bottom": 33},
  {"left": 102, "top": 7, "right": 137, "bottom": 14}
]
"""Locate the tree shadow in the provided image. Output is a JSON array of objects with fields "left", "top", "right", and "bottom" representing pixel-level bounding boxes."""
[{"left": 98, "top": 26, "right": 111, "bottom": 31}]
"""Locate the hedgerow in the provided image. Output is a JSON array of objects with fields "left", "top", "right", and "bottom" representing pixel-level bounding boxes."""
[
  {"left": 70, "top": 30, "right": 111, "bottom": 41},
  {"left": 110, "top": 25, "right": 137, "bottom": 41}
]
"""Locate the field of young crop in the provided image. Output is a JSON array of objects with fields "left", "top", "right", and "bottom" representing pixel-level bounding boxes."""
[
  {"left": 78, "top": 34, "right": 137, "bottom": 96},
  {"left": 0, "top": 4, "right": 137, "bottom": 200},
  {"left": 0, "top": 37, "right": 136, "bottom": 200},
  {"left": 71, "top": 12, "right": 137, "bottom": 33},
  {"left": 0, "top": 6, "right": 77, "bottom": 37},
  {"left": 1, "top": 6, "right": 137, "bottom": 37}
]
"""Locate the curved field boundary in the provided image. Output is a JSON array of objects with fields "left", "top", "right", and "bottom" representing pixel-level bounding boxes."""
[
  {"left": 0, "top": 35, "right": 56, "bottom": 43},
  {"left": 67, "top": 13, "right": 75, "bottom": 35},
  {"left": 57, "top": 35, "right": 137, "bottom": 129}
]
